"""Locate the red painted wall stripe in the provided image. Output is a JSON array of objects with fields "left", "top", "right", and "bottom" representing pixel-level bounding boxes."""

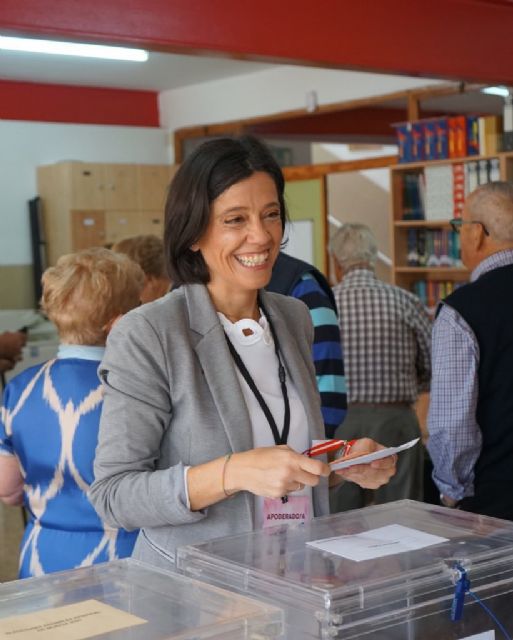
[
  {"left": 2, "top": 1, "right": 513, "bottom": 85},
  {"left": 0, "top": 79, "right": 159, "bottom": 126}
]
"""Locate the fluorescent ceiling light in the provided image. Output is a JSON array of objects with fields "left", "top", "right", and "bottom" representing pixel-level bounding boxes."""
[
  {"left": 482, "top": 86, "right": 510, "bottom": 98},
  {"left": 0, "top": 35, "right": 148, "bottom": 62}
]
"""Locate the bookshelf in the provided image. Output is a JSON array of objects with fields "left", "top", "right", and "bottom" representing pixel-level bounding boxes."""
[{"left": 390, "top": 151, "right": 513, "bottom": 313}]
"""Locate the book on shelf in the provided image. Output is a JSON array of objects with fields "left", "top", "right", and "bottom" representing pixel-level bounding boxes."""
[
  {"left": 424, "top": 165, "right": 453, "bottom": 220},
  {"left": 439, "top": 230, "right": 452, "bottom": 267},
  {"left": 448, "top": 116, "right": 467, "bottom": 158},
  {"left": 423, "top": 119, "right": 437, "bottom": 160},
  {"left": 407, "top": 230, "right": 419, "bottom": 267},
  {"left": 478, "top": 115, "right": 502, "bottom": 156},
  {"left": 489, "top": 157, "right": 500, "bottom": 181},
  {"left": 453, "top": 163, "right": 465, "bottom": 218},
  {"left": 466, "top": 161, "right": 479, "bottom": 194},
  {"left": 401, "top": 173, "right": 425, "bottom": 219},
  {"left": 393, "top": 123, "right": 413, "bottom": 163},
  {"left": 435, "top": 117, "right": 449, "bottom": 159},
  {"left": 417, "top": 229, "right": 428, "bottom": 267},
  {"left": 466, "top": 116, "right": 480, "bottom": 156},
  {"left": 426, "top": 230, "right": 439, "bottom": 267},
  {"left": 411, "top": 122, "right": 424, "bottom": 162}
]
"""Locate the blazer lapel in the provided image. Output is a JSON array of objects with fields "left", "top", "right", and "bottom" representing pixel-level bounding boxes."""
[{"left": 185, "top": 285, "right": 254, "bottom": 455}]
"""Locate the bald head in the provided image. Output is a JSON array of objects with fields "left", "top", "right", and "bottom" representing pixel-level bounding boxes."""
[{"left": 466, "top": 181, "right": 513, "bottom": 244}]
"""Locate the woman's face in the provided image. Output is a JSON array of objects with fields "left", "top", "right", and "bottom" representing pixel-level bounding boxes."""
[{"left": 194, "top": 171, "right": 283, "bottom": 297}]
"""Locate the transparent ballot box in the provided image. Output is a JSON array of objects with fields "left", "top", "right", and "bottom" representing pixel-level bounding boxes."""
[
  {"left": 177, "top": 500, "right": 513, "bottom": 639},
  {"left": 0, "top": 558, "right": 283, "bottom": 639}
]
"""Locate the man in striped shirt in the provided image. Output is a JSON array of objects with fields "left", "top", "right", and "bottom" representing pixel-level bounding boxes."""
[
  {"left": 267, "top": 252, "right": 347, "bottom": 438},
  {"left": 329, "top": 223, "right": 431, "bottom": 512}
]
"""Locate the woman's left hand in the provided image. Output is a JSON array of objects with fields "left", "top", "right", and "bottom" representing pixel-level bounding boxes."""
[{"left": 332, "top": 438, "right": 397, "bottom": 489}]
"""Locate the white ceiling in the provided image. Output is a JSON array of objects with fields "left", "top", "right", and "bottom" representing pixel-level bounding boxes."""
[{"left": 0, "top": 48, "right": 277, "bottom": 91}]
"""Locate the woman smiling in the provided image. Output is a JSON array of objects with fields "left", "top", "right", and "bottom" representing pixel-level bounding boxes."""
[{"left": 89, "top": 136, "right": 396, "bottom": 570}]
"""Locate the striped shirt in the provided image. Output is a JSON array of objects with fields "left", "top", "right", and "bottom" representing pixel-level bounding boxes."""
[
  {"left": 291, "top": 273, "right": 347, "bottom": 438},
  {"left": 332, "top": 268, "right": 432, "bottom": 403},
  {"left": 427, "top": 248, "right": 513, "bottom": 501}
]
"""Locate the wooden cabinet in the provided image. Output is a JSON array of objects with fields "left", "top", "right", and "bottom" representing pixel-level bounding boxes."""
[
  {"left": 138, "top": 210, "right": 165, "bottom": 237},
  {"left": 389, "top": 151, "right": 513, "bottom": 313},
  {"left": 37, "top": 161, "right": 177, "bottom": 264},
  {"left": 70, "top": 163, "right": 105, "bottom": 209},
  {"left": 71, "top": 211, "right": 106, "bottom": 250},
  {"left": 104, "top": 210, "right": 141, "bottom": 244},
  {"left": 137, "top": 164, "right": 176, "bottom": 211},
  {"left": 104, "top": 165, "right": 138, "bottom": 210}
]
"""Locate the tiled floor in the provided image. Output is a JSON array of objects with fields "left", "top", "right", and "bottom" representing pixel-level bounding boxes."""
[{"left": 0, "top": 503, "right": 23, "bottom": 582}]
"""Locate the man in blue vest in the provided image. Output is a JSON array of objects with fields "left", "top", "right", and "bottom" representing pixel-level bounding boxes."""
[{"left": 428, "top": 181, "right": 513, "bottom": 520}]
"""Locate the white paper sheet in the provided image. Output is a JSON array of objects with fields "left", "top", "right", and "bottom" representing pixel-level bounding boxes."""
[
  {"left": 461, "top": 633, "right": 494, "bottom": 640},
  {"left": 306, "top": 524, "right": 448, "bottom": 561},
  {"left": 329, "top": 437, "right": 420, "bottom": 471}
]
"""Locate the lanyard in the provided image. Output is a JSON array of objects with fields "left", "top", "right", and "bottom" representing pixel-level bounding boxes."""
[{"left": 224, "top": 301, "right": 290, "bottom": 446}]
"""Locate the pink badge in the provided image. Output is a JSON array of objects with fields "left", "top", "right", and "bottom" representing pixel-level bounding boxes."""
[{"left": 263, "top": 496, "right": 311, "bottom": 528}]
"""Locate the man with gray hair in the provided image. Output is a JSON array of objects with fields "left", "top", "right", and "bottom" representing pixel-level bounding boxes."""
[
  {"left": 329, "top": 223, "right": 431, "bottom": 512},
  {"left": 428, "top": 181, "right": 513, "bottom": 520}
]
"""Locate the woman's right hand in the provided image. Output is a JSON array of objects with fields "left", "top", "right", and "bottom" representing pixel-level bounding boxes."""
[{"left": 225, "top": 445, "right": 330, "bottom": 499}]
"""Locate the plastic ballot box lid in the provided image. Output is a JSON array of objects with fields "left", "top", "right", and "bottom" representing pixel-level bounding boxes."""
[
  {"left": 0, "top": 558, "right": 283, "bottom": 639},
  {"left": 177, "top": 500, "right": 513, "bottom": 639}
]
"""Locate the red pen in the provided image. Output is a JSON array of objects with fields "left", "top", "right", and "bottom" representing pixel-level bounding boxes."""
[{"left": 302, "top": 439, "right": 357, "bottom": 458}]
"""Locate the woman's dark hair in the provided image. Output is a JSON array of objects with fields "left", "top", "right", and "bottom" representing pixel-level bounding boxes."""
[{"left": 164, "top": 135, "right": 287, "bottom": 285}]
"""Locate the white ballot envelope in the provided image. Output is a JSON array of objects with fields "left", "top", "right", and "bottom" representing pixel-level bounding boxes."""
[{"left": 330, "top": 437, "right": 420, "bottom": 471}]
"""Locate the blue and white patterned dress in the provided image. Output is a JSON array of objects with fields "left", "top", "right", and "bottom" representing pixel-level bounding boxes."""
[{"left": 0, "top": 346, "right": 138, "bottom": 578}]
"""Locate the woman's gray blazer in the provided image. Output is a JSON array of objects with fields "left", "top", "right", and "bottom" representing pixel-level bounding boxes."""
[{"left": 89, "top": 283, "right": 329, "bottom": 570}]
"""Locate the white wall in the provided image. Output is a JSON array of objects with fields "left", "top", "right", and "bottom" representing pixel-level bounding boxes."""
[
  {"left": 0, "top": 121, "right": 170, "bottom": 265},
  {"left": 313, "top": 144, "right": 393, "bottom": 283},
  {"left": 159, "top": 65, "right": 445, "bottom": 159}
]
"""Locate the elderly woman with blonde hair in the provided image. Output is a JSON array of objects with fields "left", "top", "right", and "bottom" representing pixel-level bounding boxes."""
[{"left": 0, "top": 247, "right": 144, "bottom": 578}]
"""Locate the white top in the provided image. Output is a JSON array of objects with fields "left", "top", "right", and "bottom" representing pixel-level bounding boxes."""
[{"left": 218, "top": 312, "right": 313, "bottom": 529}]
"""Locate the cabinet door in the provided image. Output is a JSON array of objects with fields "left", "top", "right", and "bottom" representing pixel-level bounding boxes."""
[
  {"left": 71, "top": 210, "right": 106, "bottom": 250},
  {"left": 71, "top": 163, "right": 105, "bottom": 210},
  {"left": 104, "top": 210, "right": 141, "bottom": 245},
  {"left": 104, "top": 165, "right": 138, "bottom": 210},
  {"left": 138, "top": 211, "right": 164, "bottom": 238},
  {"left": 137, "top": 165, "right": 173, "bottom": 211}
]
